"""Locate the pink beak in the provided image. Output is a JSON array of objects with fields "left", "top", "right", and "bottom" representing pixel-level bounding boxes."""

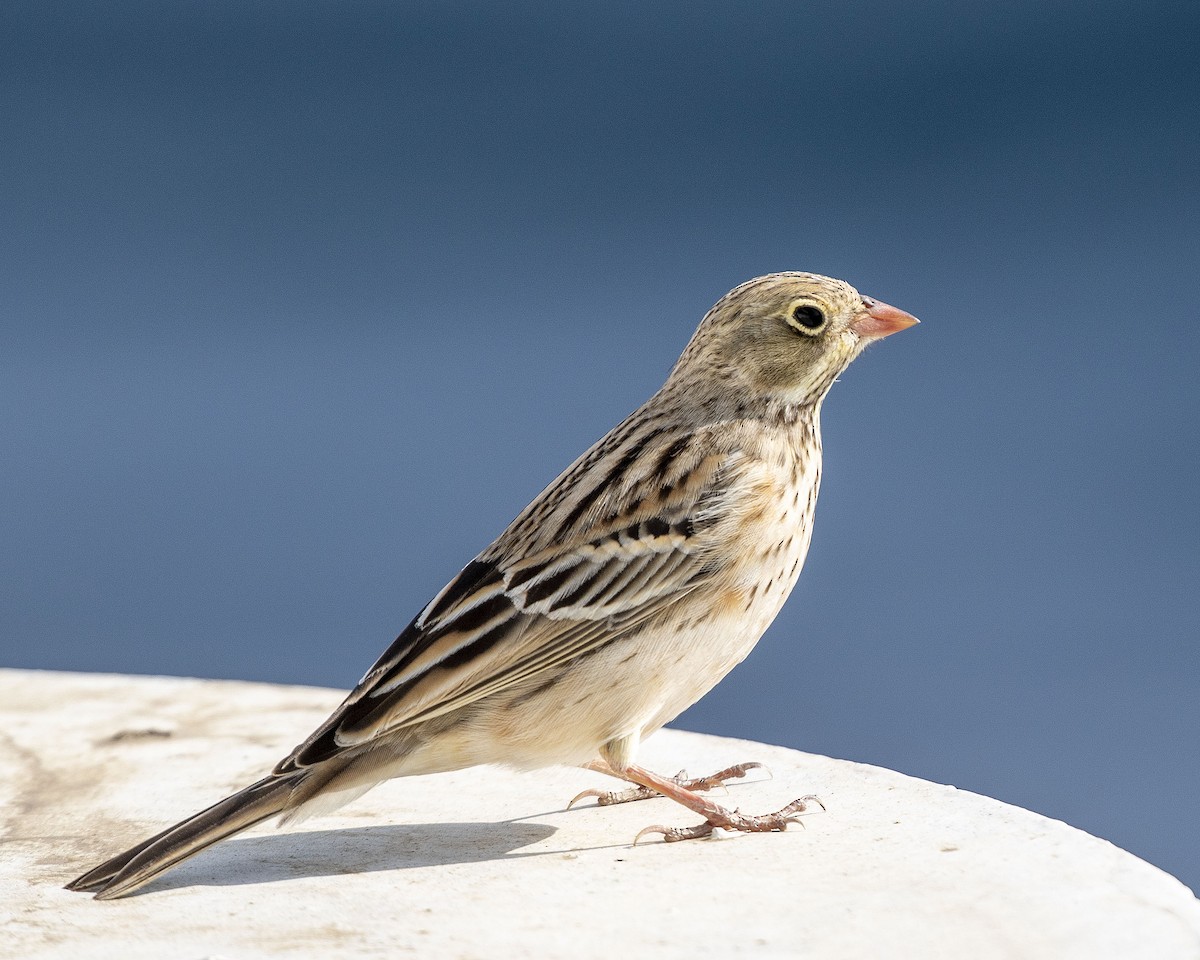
[{"left": 850, "top": 296, "right": 920, "bottom": 340}]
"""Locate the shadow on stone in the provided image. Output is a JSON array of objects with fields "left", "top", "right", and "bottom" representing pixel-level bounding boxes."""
[{"left": 134, "top": 820, "right": 558, "bottom": 896}]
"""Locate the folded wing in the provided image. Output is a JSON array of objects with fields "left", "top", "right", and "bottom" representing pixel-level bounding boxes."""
[{"left": 277, "top": 432, "right": 743, "bottom": 773}]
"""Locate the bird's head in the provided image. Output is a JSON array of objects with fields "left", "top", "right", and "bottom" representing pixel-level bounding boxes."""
[{"left": 669, "top": 272, "right": 918, "bottom": 409}]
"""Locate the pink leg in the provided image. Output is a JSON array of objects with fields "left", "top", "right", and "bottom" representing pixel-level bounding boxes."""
[
  {"left": 570, "top": 760, "right": 768, "bottom": 808},
  {"left": 620, "top": 763, "right": 823, "bottom": 843}
]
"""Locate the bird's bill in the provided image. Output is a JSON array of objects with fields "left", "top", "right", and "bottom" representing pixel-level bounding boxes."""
[{"left": 851, "top": 297, "right": 920, "bottom": 340}]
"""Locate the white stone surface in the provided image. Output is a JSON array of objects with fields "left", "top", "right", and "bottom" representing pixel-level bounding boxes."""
[{"left": 1, "top": 668, "right": 1197, "bottom": 959}]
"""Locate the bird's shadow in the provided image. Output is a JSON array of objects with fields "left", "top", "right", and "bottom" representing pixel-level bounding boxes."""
[
  {"left": 106, "top": 771, "right": 783, "bottom": 896},
  {"left": 133, "top": 819, "right": 568, "bottom": 896}
]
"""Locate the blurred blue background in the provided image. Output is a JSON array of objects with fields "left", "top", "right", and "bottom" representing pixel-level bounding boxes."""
[{"left": 3, "top": 1, "right": 1198, "bottom": 890}]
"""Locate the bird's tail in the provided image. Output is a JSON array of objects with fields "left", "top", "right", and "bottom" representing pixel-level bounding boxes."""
[{"left": 66, "top": 774, "right": 297, "bottom": 900}]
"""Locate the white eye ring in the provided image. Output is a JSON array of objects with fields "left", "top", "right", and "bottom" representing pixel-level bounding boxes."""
[{"left": 786, "top": 302, "right": 826, "bottom": 336}]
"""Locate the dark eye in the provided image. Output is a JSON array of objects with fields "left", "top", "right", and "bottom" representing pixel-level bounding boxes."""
[{"left": 789, "top": 304, "right": 826, "bottom": 333}]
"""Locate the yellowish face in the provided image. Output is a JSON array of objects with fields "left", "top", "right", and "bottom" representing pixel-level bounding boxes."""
[{"left": 680, "top": 272, "right": 916, "bottom": 407}]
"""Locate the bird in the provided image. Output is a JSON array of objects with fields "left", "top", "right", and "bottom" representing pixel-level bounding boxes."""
[{"left": 67, "top": 271, "right": 918, "bottom": 899}]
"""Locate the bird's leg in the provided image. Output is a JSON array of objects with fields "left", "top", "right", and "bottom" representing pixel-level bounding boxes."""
[
  {"left": 569, "top": 758, "right": 683, "bottom": 807},
  {"left": 569, "top": 759, "right": 769, "bottom": 808},
  {"left": 617, "top": 763, "right": 823, "bottom": 843}
]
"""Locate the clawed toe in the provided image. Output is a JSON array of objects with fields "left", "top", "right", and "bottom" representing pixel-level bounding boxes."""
[
  {"left": 783, "top": 794, "right": 825, "bottom": 815},
  {"left": 568, "top": 768, "right": 690, "bottom": 809},
  {"left": 632, "top": 794, "right": 823, "bottom": 845},
  {"left": 568, "top": 784, "right": 659, "bottom": 809},
  {"left": 678, "top": 761, "right": 770, "bottom": 793},
  {"left": 633, "top": 820, "right": 717, "bottom": 844},
  {"left": 571, "top": 759, "right": 819, "bottom": 846}
]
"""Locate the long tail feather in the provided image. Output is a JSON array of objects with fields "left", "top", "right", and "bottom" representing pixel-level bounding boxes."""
[{"left": 66, "top": 774, "right": 296, "bottom": 900}]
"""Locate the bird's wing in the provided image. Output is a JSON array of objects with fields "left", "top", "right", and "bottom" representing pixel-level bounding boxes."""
[{"left": 277, "top": 432, "right": 750, "bottom": 772}]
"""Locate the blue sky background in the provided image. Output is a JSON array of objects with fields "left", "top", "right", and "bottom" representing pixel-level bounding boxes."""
[{"left": 3, "top": 1, "right": 1198, "bottom": 890}]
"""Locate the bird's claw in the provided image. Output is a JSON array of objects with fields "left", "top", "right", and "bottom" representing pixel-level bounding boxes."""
[
  {"left": 633, "top": 821, "right": 716, "bottom": 844},
  {"left": 632, "top": 794, "right": 823, "bottom": 845},
  {"left": 568, "top": 768, "right": 690, "bottom": 808},
  {"left": 679, "top": 761, "right": 770, "bottom": 792},
  {"left": 568, "top": 784, "right": 660, "bottom": 809}
]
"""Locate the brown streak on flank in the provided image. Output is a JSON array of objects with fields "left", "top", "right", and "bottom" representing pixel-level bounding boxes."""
[
  {"left": 739, "top": 502, "right": 771, "bottom": 530},
  {"left": 735, "top": 471, "right": 783, "bottom": 533},
  {"left": 711, "top": 587, "right": 747, "bottom": 617}
]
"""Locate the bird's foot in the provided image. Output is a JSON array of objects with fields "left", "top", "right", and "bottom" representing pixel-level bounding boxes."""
[
  {"left": 633, "top": 794, "right": 824, "bottom": 844},
  {"left": 568, "top": 761, "right": 767, "bottom": 809},
  {"left": 610, "top": 762, "right": 821, "bottom": 844}
]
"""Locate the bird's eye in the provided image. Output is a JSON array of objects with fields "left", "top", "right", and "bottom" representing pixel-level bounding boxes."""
[{"left": 787, "top": 304, "right": 826, "bottom": 335}]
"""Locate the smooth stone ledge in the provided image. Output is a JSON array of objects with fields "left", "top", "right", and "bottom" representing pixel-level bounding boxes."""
[{"left": 1, "top": 668, "right": 1198, "bottom": 959}]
